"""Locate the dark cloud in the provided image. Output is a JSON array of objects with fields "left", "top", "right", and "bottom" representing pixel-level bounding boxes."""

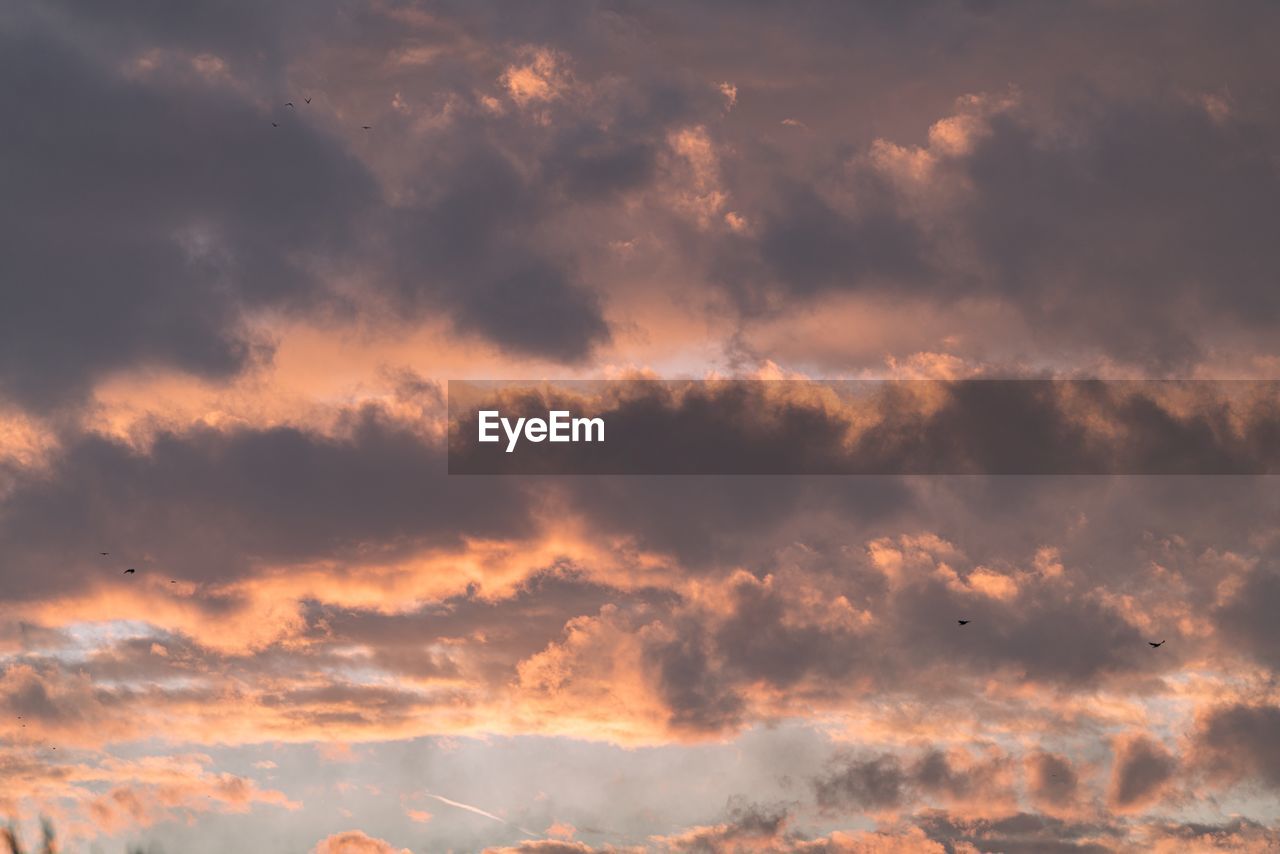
[
  {"left": 1213, "top": 567, "right": 1280, "bottom": 669},
  {"left": 484, "top": 843, "right": 600, "bottom": 854},
  {"left": 5, "top": 0, "right": 1280, "bottom": 412},
  {"left": 959, "top": 99, "right": 1280, "bottom": 367},
  {"left": 558, "top": 474, "right": 908, "bottom": 569},
  {"left": 1109, "top": 735, "right": 1177, "bottom": 810},
  {"left": 0, "top": 405, "right": 535, "bottom": 600},
  {"left": 750, "top": 181, "right": 927, "bottom": 300},
  {"left": 1028, "top": 751, "right": 1079, "bottom": 807},
  {"left": 917, "top": 811, "right": 1120, "bottom": 854},
  {"left": 1194, "top": 703, "right": 1280, "bottom": 790},
  {"left": 813, "top": 748, "right": 1010, "bottom": 814},
  {"left": 711, "top": 87, "right": 1280, "bottom": 370},
  {"left": 646, "top": 618, "right": 746, "bottom": 734},
  {"left": 5, "top": 3, "right": 1280, "bottom": 846},
  {"left": 0, "top": 20, "right": 379, "bottom": 408},
  {"left": 812, "top": 753, "right": 906, "bottom": 811},
  {"left": 1143, "top": 818, "right": 1280, "bottom": 851},
  {"left": 449, "top": 380, "right": 1280, "bottom": 474},
  {"left": 383, "top": 139, "right": 612, "bottom": 363},
  {"left": 913, "top": 749, "right": 1010, "bottom": 802},
  {"left": 3, "top": 2, "right": 739, "bottom": 406},
  {"left": 37, "top": 0, "right": 335, "bottom": 68},
  {"left": 888, "top": 570, "right": 1148, "bottom": 684},
  {"left": 301, "top": 564, "right": 677, "bottom": 684},
  {"left": 712, "top": 572, "right": 862, "bottom": 688}
]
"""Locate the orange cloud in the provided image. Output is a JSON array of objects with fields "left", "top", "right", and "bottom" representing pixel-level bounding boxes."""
[{"left": 312, "top": 831, "right": 412, "bottom": 854}]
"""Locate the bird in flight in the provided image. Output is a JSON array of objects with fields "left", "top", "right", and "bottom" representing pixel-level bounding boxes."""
[
  {"left": 99, "top": 552, "right": 109, "bottom": 556},
  {"left": 124, "top": 568, "right": 136, "bottom": 575},
  {"left": 304, "top": 96, "right": 312, "bottom": 104},
  {"left": 1148, "top": 640, "right": 1165, "bottom": 648},
  {"left": 272, "top": 122, "right": 279, "bottom": 127},
  {"left": 361, "top": 125, "right": 372, "bottom": 130},
  {"left": 957, "top": 620, "right": 970, "bottom": 626},
  {"left": 285, "top": 101, "right": 295, "bottom": 108}
]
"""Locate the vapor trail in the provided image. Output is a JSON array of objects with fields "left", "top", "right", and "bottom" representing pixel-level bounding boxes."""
[{"left": 424, "top": 792, "right": 541, "bottom": 837}]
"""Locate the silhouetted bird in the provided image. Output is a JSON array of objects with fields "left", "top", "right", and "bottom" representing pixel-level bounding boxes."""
[
  {"left": 958, "top": 620, "right": 970, "bottom": 626},
  {"left": 285, "top": 102, "right": 295, "bottom": 108},
  {"left": 1149, "top": 640, "right": 1165, "bottom": 648},
  {"left": 304, "top": 97, "right": 312, "bottom": 104},
  {"left": 99, "top": 552, "right": 109, "bottom": 556},
  {"left": 361, "top": 125, "right": 371, "bottom": 130},
  {"left": 124, "top": 568, "right": 136, "bottom": 575},
  {"left": 272, "top": 122, "right": 279, "bottom": 127}
]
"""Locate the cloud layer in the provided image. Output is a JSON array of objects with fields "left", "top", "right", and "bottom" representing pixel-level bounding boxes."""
[{"left": 2, "top": 0, "right": 1280, "bottom": 851}]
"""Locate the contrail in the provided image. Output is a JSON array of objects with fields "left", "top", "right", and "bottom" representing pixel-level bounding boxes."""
[{"left": 424, "top": 792, "right": 541, "bottom": 837}]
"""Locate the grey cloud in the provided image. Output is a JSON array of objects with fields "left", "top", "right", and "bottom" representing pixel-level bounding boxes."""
[
  {"left": 1213, "top": 567, "right": 1280, "bottom": 669},
  {"left": 0, "top": 21, "right": 379, "bottom": 408},
  {"left": 890, "top": 572, "right": 1148, "bottom": 683},
  {"left": 383, "top": 139, "right": 611, "bottom": 362},
  {"left": 812, "top": 753, "right": 906, "bottom": 811},
  {"left": 559, "top": 475, "right": 909, "bottom": 569},
  {"left": 958, "top": 99, "right": 1280, "bottom": 367},
  {"left": 916, "top": 812, "right": 1120, "bottom": 854},
  {"left": 718, "top": 88, "right": 1280, "bottom": 369},
  {"left": 1142, "top": 818, "right": 1280, "bottom": 851},
  {"left": 913, "top": 749, "right": 1009, "bottom": 801},
  {"left": 712, "top": 572, "right": 863, "bottom": 688},
  {"left": 11, "top": 0, "right": 1280, "bottom": 408},
  {"left": 484, "top": 843, "right": 601, "bottom": 854},
  {"left": 751, "top": 182, "right": 927, "bottom": 300},
  {"left": 1028, "top": 752, "right": 1079, "bottom": 807},
  {"left": 450, "top": 381, "right": 1280, "bottom": 474},
  {"left": 1109, "top": 735, "right": 1176, "bottom": 810},
  {"left": 0, "top": 405, "right": 535, "bottom": 601},
  {"left": 3, "top": 2, "right": 740, "bottom": 406},
  {"left": 301, "top": 564, "right": 678, "bottom": 684},
  {"left": 1194, "top": 703, "right": 1280, "bottom": 790},
  {"left": 646, "top": 619, "right": 746, "bottom": 735},
  {"left": 813, "top": 748, "right": 1010, "bottom": 814}
]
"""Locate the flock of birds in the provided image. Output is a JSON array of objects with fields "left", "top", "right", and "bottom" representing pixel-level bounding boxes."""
[
  {"left": 955, "top": 618, "right": 1165, "bottom": 647},
  {"left": 270, "top": 95, "right": 371, "bottom": 130}
]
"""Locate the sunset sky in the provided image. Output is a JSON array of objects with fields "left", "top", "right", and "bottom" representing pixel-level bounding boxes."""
[{"left": 3, "top": 1, "right": 1280, "bottom": 852}]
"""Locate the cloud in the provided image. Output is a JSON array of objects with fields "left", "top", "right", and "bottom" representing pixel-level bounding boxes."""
[
  {"left": 484, "top": 842, "right": 634, "bottom": 854},
  {"left": 1212, "top": 566, "right": 1280, "bottom": 668},
  {"left": 4, "top": 3, "right": 1280, "bottom": 849},
  {"left": 0, "top": 18, "right": 378, "bottom": 409},
  {"left": 1139, "top": 819, "right": 1280, "bottom": 854},
  {"left": 1109, "top": 734, "right": 1178, "bottom": 812},
  {"left": 311, "top": 831, "right": 411, "bottom": 854},
  {"left": 1026, "top": 751, "right": 1081, "bottom": 811},
  {"left": 1193, "top": 703, "right": 1280, "bottom": 790},
  {"left": 813, "top": 753, "right": 907, "bottom": 812},
  {"left": 813, "top": 747, "right": 1014, "bottom": 816},
  {"left": 0, "top": 404, "right": 534, "bottom": 601},
  {"left": 449, "top": 380, "right": 1280, "bottom": 475},
  {"left": 914, "top": 811, "right": 1120, "bottom": 854}
]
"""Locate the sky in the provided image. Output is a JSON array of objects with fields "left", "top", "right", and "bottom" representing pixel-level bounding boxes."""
[{"left": 2, "top": 0, "right": 1280, "bottom": 851}]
